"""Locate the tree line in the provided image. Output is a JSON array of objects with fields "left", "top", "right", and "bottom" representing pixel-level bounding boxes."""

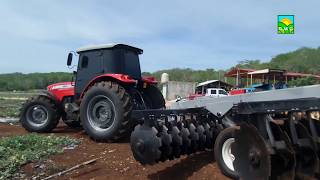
[{"left": 0, "top": 46, "right": 319, "bottom": 91}]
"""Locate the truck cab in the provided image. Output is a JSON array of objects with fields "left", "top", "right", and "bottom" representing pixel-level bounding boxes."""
[{"left": 205, "top": 88, "right": 228, "bottom": 97}]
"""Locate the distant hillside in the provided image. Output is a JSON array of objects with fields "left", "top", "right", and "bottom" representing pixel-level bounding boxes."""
[
  {"left": 0, "top": 72, "right": 72, "bottom": 91},
  {"left": 0, "top": 47, "right": 319, "bottom": 91},
  {"left": 236, "top": 47, "right": 320, "bottom": 74}
]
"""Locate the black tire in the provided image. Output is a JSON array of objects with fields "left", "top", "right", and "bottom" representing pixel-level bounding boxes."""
[
  {"left": 80, "top": 81, "right": 132, "bottom": 141},
  {"left": 214, "top": 127, "right": 239, "bottom": 179},
  {"left": 142, "top": 84, "right": 165, "bottom": 109},
  {"left": 20, "top": 95, "right": 60, "bottom": 133}
]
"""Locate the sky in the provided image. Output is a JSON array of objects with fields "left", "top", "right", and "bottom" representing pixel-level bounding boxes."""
[{"left": 0, "top": 0, "right": 319, "bottom": 73}]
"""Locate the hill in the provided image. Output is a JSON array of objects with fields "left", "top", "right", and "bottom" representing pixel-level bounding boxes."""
[{"left": 0, "top": 47, "right": 319, "bottom": 91}]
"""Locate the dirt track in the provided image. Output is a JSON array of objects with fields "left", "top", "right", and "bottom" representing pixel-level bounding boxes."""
[{"left": 0, "top": 123, "right": 229, "bottom": 180}]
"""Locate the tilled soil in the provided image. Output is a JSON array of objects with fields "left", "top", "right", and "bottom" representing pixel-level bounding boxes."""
[{"left": 0, "top": 123, "right": 229, "bottom": 180}]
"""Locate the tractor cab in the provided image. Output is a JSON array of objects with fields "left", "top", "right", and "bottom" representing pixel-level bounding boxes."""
[{"left": 67, "top": 44, "right": 144, "bottom": 98}]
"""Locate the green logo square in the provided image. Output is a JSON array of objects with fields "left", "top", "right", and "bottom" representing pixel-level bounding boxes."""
[{"left": 278, "top": 15, "right": 294, "bottom": 34}]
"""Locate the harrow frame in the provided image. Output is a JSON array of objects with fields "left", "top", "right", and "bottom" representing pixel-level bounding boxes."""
[{"left": 130, "top": 85, "right": 320, "bottom": 179}]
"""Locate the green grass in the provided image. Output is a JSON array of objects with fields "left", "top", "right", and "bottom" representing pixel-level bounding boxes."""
[
  {"left": 0, "top": 98, "right": 25, "bottom": 118},
  {"left": 0, "top": 134, "right": 79, "bottom": 179},
  {"left": 0, "top": 91, "right": 36, "bottom": 118}
]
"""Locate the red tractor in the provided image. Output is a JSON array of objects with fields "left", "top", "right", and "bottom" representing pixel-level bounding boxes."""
[{"left": 20, "top": 44, "right": 165, "bottom": 141}]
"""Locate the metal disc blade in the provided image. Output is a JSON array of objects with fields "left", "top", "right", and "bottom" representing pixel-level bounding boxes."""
[
  {"left": 130, "top": 124, "right": 162, "bottom": 165},
  {"left": 189, "top": 123, "right": 199, "bottom": 153},
  {"left": 197, "top": 124, "right": 206, "bottom": 150},
  {"left": 170, "top": 126, "right": 183, "bottom": 158},
  {"left": 269, "top": 123, "right": 295, "bottom": 179},
  {"left": 204, "top": 123, "right": 214, "bottom": 149},
  {"left": 293, "top": 122, "right": 319, "bottom": 179},
  {"left": 233, "top": 123, "right": 271, "bottom": 180},
  {"left": 159, "top": 125, "right": 173, "bottom": 162},
  {"left": 180, "top": 124, "right": 191, "bottom": 155}
]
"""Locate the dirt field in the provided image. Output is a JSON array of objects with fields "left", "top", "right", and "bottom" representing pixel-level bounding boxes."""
[{"left": 0, "top": 122, "right": 229, "bottom": 180}]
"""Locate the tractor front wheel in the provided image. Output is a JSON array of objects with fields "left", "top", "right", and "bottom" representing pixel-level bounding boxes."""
[
  {"left": 20, "top": 96, "right": 60, "bottom": 132},
  {"left": 80, "top": 81, "right": 132, "bottom": 141}
]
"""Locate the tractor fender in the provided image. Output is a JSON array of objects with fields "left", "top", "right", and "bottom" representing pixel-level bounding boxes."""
[
  {"left": 80, "top": 74, "right": 137, "bottom": 99},
  {"left": 37, "top": 90, "right": 61, "bottom": 105}
]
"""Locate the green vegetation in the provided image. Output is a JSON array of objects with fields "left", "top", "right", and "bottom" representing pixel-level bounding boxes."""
[
  {"left": 236, "top": 47, "right": 320, "bottom": 74},
  {"left": 0, "top": 134, "right": 79, "bottom": 179},
  {"left": 0, "top": 92, "right": 36, "bottom": 118},
  {"left": 288, "top": 76, "right": 319, "bottom": 87},
  {"left": 0, "top": 72, "right": 72, "bottom": 91},
  {"left": 0, "top": 47, "right": 319, "bottom": 91}
]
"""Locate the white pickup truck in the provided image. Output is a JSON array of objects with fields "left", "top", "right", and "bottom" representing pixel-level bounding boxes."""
[{"left": 204, "top": 88, "right": 228, "bottom": 97}]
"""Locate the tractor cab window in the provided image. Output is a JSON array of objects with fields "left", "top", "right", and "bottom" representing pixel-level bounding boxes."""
[
  {"left": 81, "top": 56, "right": 89, "bottom": 68},
  {"left": 123, "top": 50, "right": 141, "bottom": 79}
]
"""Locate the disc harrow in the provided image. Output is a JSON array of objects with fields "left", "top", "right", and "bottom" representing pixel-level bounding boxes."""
[
  {"left": 130, "top": 108, "right": 220, "bottom": 164},
  {"left": 130, "top": 89, "right": 320, "bottom": 180},
  {"left": 233, "top": 98, "right": 320, "bottom": 179}
]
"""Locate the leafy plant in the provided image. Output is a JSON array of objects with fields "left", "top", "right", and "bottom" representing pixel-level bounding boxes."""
[{"left": 0, "top": 134, "right": 79, "bottom": 179}]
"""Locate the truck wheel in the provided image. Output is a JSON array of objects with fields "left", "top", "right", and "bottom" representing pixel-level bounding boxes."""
[
  {"left": 80, "top": 81, "right": 132, "bottom": 141},
  {"left": 214, "top": 127, "right": 239, "bottom": 179},
  {"left": 20, "top": 96, "right": 60, "bottom": 132},
  {"left": 142, "top": 85, "right": 165, "bottom": 109}
]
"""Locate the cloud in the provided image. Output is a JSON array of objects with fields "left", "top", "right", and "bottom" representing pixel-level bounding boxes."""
[{"left": 0, "top": 0, "right": 319, "bottom": 73}]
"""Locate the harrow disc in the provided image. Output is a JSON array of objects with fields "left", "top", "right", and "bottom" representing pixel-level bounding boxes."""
[
  {"left": 233, "top": 123, "right": 271, "bottom": 180},
  {"left": 268, "top": 122, "right": 295, "bottom": 179},
  {"left": 189, "top": 123, "right": 199, "bottom": 153},
  {"left": 170, "top": 126, "right": 183, "bottom": 158},
  {"left": 180, "top": 123, "right": 191, "bottom": 155},
  {"left": 130, "top": 124, "right": 162, "bottom": 165},
  {"left": 286, "top": 121, "right": 319, "bottom": 178},
  {"left": 158, "top": 125, "right": 173, "bottom": 162},
  {"left": 204, "top": 122, "right": 214, "bottom": 148},
  {"left": 197, "top": 124, "right": 206, "bottom": 150}
]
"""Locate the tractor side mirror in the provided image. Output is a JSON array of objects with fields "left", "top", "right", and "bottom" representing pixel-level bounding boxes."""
[{"left": 67, "top": 53, "right": 73, "bottom": 66}]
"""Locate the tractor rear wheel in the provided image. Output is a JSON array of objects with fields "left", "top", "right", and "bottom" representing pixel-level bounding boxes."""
[
  {"left": 142, "top": 84, "right": 165, "bottom": 109},
  {"left": 20, "top": 95, "right": 60, "bottom": 132},
  {"left": 214, "top": 127, "right": 239, "bottom": 179},
  {"left": 80, "top": 81, "right": 132, "bottom": 141}
]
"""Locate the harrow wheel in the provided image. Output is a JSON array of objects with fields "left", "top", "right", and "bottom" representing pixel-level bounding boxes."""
[{"left": 214, "top": 127, "right": 239, "bottom": 179}]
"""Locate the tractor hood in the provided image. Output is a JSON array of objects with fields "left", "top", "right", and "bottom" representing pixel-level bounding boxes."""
[
  {"left": 47, "top": 82, "right": 74, "bottom": 91},
  {"left": 47, "top": 82, "right": 75, "bottom": 102}
]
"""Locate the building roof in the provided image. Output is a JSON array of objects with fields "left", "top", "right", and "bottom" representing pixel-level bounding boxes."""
[
  {"left": 248, "top": 69, "right": 285, "bottom": 75},
  {"left": 285, "top": 72, "right": 320, "bottom": 79},
  {"left": 76, "top": 43, "right": 143, "bottom": 54},
  {"left": 225, "top": 67, "right": 320, "bottom": 79},
  {"left": 224, "top": 68, "right": 256, "bottom": 78},
  {"left": 196, "top": 80, "right": 233, "bottom": 87}
]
